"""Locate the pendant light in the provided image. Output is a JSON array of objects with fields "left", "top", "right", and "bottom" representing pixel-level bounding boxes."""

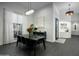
[
  {"left": 25, "top": 2, "right": 34, "bottom": 15},
  {"left": 65, "top": 4, "right": 74, "bottom": 16}
]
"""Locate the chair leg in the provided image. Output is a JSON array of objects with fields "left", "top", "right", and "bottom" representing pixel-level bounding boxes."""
[
  {"left": 43, "top": 39, "right": 46, "bottom": 50},
  {"left": 33, "top": 46, "right": 36, "bottom": 56},
  {"left": 16, "top": 40, "right": 18, "bottom": 46}
]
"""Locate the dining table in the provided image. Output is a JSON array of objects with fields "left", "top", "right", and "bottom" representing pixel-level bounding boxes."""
[{"left": 16, "top": 32, "right": 46, "bottom": 55}]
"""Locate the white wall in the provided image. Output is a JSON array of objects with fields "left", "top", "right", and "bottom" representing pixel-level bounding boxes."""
[
  {"left": 23, "top": 15, "right": 34, "bottom": 34},
  {"left": 4, "top": 10, "right": 19, "bottom": 44},
  {"left": 33, "top": 3, "right": 63, "bottom": 42},
  {"left": 52, "top": 3, "right": 60, "bottom": 40},
  {"left": 0, "top": 6, "right": 3, "bottom": 45},
  {"left": 0, "top": 3, "right": 24, "bottom": 45},
  {"left": 71, "top": 14, "right": 79, "bottom": 35},
  {"left": 0, "top": 3, "right": 34, "bottom": 45},
  {"left": 33, "top": 3, "right": 57, "bottom": 42},
  {"left": 4, "top": 10, "right": 34, "bottom": 44}
]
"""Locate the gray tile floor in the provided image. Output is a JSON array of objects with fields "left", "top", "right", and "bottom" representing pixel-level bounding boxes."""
[{"left": 0, "top": 35, "right": 79, "bottom": 56}]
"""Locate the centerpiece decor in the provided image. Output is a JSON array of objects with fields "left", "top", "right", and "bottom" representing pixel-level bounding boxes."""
[{"left": 27, "top": 24, "right": 37, "bottom": 37}]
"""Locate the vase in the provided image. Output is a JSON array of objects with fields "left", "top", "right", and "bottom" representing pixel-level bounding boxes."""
[{"left": 29, "top": 32, "right": 33, "bottom": 38}]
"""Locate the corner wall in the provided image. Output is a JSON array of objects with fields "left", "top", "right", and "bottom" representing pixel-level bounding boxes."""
[
  {"left": 32, "top": 3, "right": 60, "bottom": 42},
  {"left": 33, "top": 4, "right": 54, "bottom": 42},
  {"left": 0, "top": 6, "right": 3, "bottom": 45}
]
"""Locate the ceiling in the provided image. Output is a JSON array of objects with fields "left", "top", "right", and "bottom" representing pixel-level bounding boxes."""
[
  {"left": 0, "top": 2, "right": 52, "bottom": 14},
  {"left": 55, "top": 2, "right": 79, "bottom": 15},
  {"left": 18, "top": 2, "right": 52, "bottom": 10},
  {"left": 1, "top": 2, "right": 79, "bottom": 15}
]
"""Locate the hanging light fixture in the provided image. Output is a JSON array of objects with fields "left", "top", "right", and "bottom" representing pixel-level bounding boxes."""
[
  {"left": 25, "top": 2, "right": 34, "bottom": 15},
  {"left": 26, "top": 9, "right": 34, "bottom": 15},
  {"left": 65, "top": 4, "right": 74, "bottom": 16}
]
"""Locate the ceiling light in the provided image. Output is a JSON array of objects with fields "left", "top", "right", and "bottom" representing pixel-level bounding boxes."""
[
  {"left": 25, "top": 2, "right": 34, "bottom": 16},
  {"left": 65, "top": 11, "right": 74, "bottom": 16},
  {"left": 65, "top": 4, "right": 74, "bottom": 16},
  {"left": 26, "top": 9, "right": 34, "bottom": 15}
]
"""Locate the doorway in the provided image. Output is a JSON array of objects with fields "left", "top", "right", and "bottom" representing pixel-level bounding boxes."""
[{"left": 55, "top": 18, "right": 59, "bottom": 40}]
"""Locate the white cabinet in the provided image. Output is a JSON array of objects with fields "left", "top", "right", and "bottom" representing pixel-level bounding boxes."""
[{"left": 59, "top": 21, "right": 71, "bottom": 38}]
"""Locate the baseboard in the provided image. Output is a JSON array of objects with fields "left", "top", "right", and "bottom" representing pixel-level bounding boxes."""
[
  {"left": 0, "top": 43, "right": 3, "bottom": 46},
  {"left": 71, "top": 35, "right": 79, "bottom": 36},
  {"left": 46, "top": 41, "right": 55, "bottom": 44},
  {"left": 2, "top": 42, "right": 16, "bottom": 46},
  {"left": 0, "top": 40, "right": 17, "bottom": 46},
  {"left": 55, "top": 38, "right": 66, "bottom": 44},
  {"left": 46, "top": 39, "right": 55, "bottom": 43}
]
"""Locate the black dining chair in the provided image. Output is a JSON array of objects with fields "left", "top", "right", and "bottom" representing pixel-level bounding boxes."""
[
  {"left": 21, "top": 37, "right": 27, "bottom": 45},
  {"left": 16, "top": 35, "right": 22, "bottom": 46}
]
